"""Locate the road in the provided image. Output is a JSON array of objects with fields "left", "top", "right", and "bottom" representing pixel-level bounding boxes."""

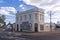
[{"left": 0, "top": 31, "right": 60, "bottom": 40}]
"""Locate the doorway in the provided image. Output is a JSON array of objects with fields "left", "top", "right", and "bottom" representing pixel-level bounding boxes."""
[
  {"left": 34, "top": 23, "right": 38, "bottom": 32},
  {"left": 17, "top": 24, "right": 19, "bottom": 31},
  {"left": 20, "top": 24, "right": 22, "bottom": 32}
]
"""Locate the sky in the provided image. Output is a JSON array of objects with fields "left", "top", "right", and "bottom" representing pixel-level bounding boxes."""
[{"left": 0, "top": 0, "right": 60, "bottom": 24}]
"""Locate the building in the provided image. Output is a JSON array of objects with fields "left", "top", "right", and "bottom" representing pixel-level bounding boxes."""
[
  {"left": 6, "top": 23, "right": 13, "bottom": 30},
  {"left": 13, "top": 23, "right": 16, "bottom": 31},
  {"left": 15, "top": 7, "right": 56, "bottom": 32},
  {"left": 44, "top": 23, "right": 56, "bottom": 32},
  {"left": 2, "top": 22, "right": 13, "bottom": 31},
  {"left": 15, "top": 7, "right": 45, "bottom": 32}
]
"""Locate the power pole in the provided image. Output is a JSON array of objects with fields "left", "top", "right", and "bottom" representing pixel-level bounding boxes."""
[{"left": 50, "top": 11, "right": 52, "bottom": 32}]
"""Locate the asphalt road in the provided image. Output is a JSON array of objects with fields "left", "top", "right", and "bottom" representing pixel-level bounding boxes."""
[{"left": 0, "top": 31, "right": 60, "bottom": 40}]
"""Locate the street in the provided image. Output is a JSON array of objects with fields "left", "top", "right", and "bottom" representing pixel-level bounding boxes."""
[{"left": 0, "top": 31, "right": 60, "bottom": 40}]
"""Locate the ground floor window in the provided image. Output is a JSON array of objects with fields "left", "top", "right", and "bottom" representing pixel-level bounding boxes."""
[
  {"left": 40, "top": 25, "right": 44, "bottom": 30},
  {"left": 20, "top": 22, "right": 32, "bottom": 31}
]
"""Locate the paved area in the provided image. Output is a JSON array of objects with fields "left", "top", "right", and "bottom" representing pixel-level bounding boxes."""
[{"left": 0, "top": 31, "right": 60, "bottom": 40}]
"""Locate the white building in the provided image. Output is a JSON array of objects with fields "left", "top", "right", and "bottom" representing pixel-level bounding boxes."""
[{"left": 15, "top": 7, "right": 55, "bottom": 32}]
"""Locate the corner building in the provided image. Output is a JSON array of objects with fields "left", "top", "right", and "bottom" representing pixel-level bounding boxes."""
[{"left": 15, "top": 7, "right": 44, "bottom": 32}]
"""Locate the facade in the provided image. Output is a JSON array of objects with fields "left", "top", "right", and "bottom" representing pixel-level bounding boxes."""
[
  {"left": 15, "top": 7, "right": 56, "bottom": 32},
  {"left": 13, "top": 23, "right": 16, "bottom": 31},
  {"left": 15, "top": 7, "right": 44, "bottom": 32}
]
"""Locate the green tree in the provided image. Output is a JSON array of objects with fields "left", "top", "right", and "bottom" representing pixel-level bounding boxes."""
[
  {"left": 0, "top": 15, "right": 6, "bottom": 27},
  {"left": 1, "top": 15, "right": 5, "bottom": 21}
]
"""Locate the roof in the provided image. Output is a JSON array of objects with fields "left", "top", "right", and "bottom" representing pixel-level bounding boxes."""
[
  {"left": 17, "top": 7, "right": 44, "bottom": 14},
  {"left": 6, "top": 22, "right": 13, "bottom": 27}
]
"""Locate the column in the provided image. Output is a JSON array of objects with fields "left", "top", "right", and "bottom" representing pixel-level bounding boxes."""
[{"left": 38, "top": 24, "right": 40, "bottom": 32}]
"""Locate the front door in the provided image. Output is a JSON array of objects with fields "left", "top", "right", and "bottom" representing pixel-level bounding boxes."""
[
  {"left": 17, "top": 24, "right": 19, "bottom": 31},
  {"left": 20, "top": 24, "right": 22, "bottom": 32},
  {"left": 35, "top": 23, "right": 38, "bottom": 32}
]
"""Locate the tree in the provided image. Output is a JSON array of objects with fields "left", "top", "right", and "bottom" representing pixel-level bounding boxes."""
[
  {"left": 1, "top": 15, "right": 6, "bottom": 21},
  {"left": 0, "top": 15, "right": 6, "bottom": 27}
]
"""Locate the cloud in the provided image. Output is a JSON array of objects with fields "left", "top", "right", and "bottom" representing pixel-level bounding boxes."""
[
  {"left": 5, "top": 16, "right": 15, "bottom": 24},
  {"left": 51, "top": 13, "right": 60, "bottom": 23},
  {"left": 19, "top": 4, "right": 26, "bottom": 11},
  {"left": 44, "top": 13, "right": 50, "bottom": 23},
  {"left": 44, "top": 11, "right": 60, "bottom": 23},
  {"left": 22, "top": 0, "right": 60, "bottom": 23},
  {"left": 53, "top": 6, "right": 60, "bottom": 11},
  {"left": 0, "top": 7, "right": 17, "bottom": 16},
  {"left": 0, "top": 9, "right": 10, "bottom": 15},
  {"left": 23, "top": 0, "right": 60, "bottom": 11},
  {"left": 19, "top": 4, "right": 24, "bottom": 7}
]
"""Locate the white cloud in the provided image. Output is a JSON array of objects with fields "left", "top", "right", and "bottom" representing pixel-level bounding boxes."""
[
  {"left": 53, "top": 6, "right": 60, "bottom": 11},
  {"left": 0, "top": 9, "right": 10, "bottom": 15},
  {"left": 44, "top": 13, "right": 50, "bottom": 23},
  {"left": 51, "top": 13, "right": 60, "bottom": 23},
  {"left": 0, "top": 7, "right": 17, "bottom": 16},
  {"left": 23, "top": 0, "right": 60, "bottom": 11},
  {"left": 19, "top": 4, "right": 26, "bottom": 11},
  {"left": 23, "top": 0, "right": 60, "bottom": 23},
  {"left": 44, "top": 11, "right": 60, "bottom": 23},
  {"left": 19, "top": 4, "right": 24, "bottom": 7}
]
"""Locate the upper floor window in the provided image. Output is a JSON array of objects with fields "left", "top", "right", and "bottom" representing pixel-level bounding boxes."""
[
  {"left": 40, "top": 14, "right": 43, "bottom": 20},
  {"left": 29, "top": 14, "right": 32, "bottom": 19},
  {"left": 35, "top": 13, "right": 38, "bottom": 19},
  {"left": 20, "top": 16, "right": 22, "bottom": 21},
  {"left": 24, "top": 15, "right": 27, "bottom": 20},
  {"left": 16, "top": 16, "right": 19, "bottom": 21}
]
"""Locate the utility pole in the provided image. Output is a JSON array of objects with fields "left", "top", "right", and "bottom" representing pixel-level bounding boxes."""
[{"left": 50, "top": 11, "right": 52, "bottom": 32}]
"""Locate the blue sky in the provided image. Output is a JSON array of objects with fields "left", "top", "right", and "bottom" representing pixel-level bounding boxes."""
[
  {"left": 0, "top": 0, "right": 34, "bottom": 24},
  {"left": 0, "top": 0, "right": 60, "bottom": 24}
]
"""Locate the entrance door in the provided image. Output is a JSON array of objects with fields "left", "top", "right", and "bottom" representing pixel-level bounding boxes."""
[
  {"left": 35, "top": 23, "right": 38, "bottom": 32},
  {"left": 17, "top": 24, "right": 19, "bottom": 31},
  {"left": 20, "top": 24, "right": 22, "bottom": 32}
]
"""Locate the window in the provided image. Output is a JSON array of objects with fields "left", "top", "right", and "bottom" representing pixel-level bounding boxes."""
[
  {"left": 35, "top": 13, "right": 38, "bottom": 19},
  {"left": 40, "top": 25, "right": 44, "bottom": 30},
  {"left": 20, "top": 16, "right": 22, "bottom": 21},
  {"left": 29, "top": 14, "right": 31, "bottom": 19},
  {"left": 40, "top": 14, "right": 41, "bottom": 20},
  {"left": 40, "top": 14, "right": 43, "bottom": 20},
  {"left": 24, "top": 15, "right": 27, "bottom": 20},
  {"left": 16, "top": 16, "right": 19, "bottom": 21}
]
